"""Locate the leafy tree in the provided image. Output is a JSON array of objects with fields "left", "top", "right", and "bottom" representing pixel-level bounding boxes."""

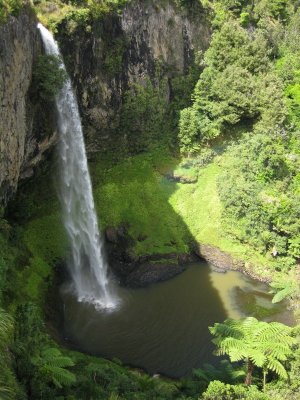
[
  {"left": 253, "top": 0, "right": 293, "bottom": 23},
  {"left": 178, "top": 21, "right": 286, "bottom": 153},
  {"left": 209, "top": 317, "right": 297, "bottom": 390},
  {"left": 203, "top": 22, "right": 270, "bottom": 74},
  {"left": 200, "top": 0, "right": 294, "bottom": 27},
  {"left": 217, "top": 132, "right": 300, "bottom": 269}
]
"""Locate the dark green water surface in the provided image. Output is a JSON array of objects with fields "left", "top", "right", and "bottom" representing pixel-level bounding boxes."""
[{"left": 62, "top": 262, "right": 294, "bottom": 378}]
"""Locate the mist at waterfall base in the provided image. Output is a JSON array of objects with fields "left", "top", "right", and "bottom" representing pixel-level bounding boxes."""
[
  {"left": 37, "top": 24, "right": 119, "bottom": 310},
  {"left": 62, "top": 262, "right": 294, "bottom": 378}
]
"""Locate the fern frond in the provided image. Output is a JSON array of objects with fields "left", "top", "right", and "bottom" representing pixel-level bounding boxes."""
[
  {"left": 0, "top": 309, "right": 13, "bottom": 345},
  {"left": 0, "top": 384, "right": 14, "bottom": 400},
  {"left": 32, "top": 346, "right": 76, "bottom": 388},
  {"left": 41, "top": 348, "right": 75, "bottom": 367},
  {"left": 266, "top": 359, "right": 288, "bottom": 379},
  {"left": 270, "top": 281, "right": 290, "bottom": 291},
  {"left": 192, "top": 368, "right": 210, "bottom": 382},
  {"left": 254, "top": 321, "right": 285, "bottom": 341},
  {"left": 43, "top": 365, "right": 76, "bottom": 388},
  {"left": 210, "top": 320, "right": 244, "bottom": 339},
  {"left": 272, "top": 287, "right": 294, "bottom": 303},
  {"left": 248, "top": 349, "right": 266, "bottom": 367},
  {"left": 267, "top": 343, "right": 293, "bottom": 360}
]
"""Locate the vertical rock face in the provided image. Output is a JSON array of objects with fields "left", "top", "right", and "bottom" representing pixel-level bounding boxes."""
[
  {"left": 121, "top": 1, "right": 208, "bottom": 79},
  {"left": 0, "top": 10, "right": 55, "bottom": 205},
  {"left": 0, "top": 0, "right": 210, "bottom": 203},
  {"left": 57, "top": 0, "right": 210, "bottom": 151}
]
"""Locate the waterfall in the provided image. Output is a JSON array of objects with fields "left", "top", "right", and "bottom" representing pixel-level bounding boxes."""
[{"left": 37, "top": 23, "right": 119, "bottom": 310}]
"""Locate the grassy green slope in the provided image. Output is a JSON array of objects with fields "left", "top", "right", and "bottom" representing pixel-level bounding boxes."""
[
  {"left": 90, "top": 149, "right": 191, "bottom": 257},
  {"left": 10, "top": 143, "right": 277, "bottom": 290},
  {"left": 89, "top": 146, "right": 274, "bottom": 277},
  {"left": 169, "top": 162, "right": 222, "bottom": 245},
  {"left": 170, "top": 156, "right": 275, "bottom": 277},
  {"left": 6, "top": 164, "right": 67, "bottom": 306}
]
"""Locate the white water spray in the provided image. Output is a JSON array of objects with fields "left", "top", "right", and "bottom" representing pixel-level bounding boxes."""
[{"left": 38, "top": 24, "right": 119, "bottom": 310}]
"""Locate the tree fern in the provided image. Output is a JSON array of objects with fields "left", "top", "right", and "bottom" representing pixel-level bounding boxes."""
[
  {"left": 209, "top": 317, "right": 296, "bottom": 387},
  {"left": 43, "top": 365, "right": 76, "bottom": 388},
  {"left": 266, "top": 358, "right": 288, "bottom": 379},
  {"left": 32, "top": 347, "right": 76, "bottom": 388}
]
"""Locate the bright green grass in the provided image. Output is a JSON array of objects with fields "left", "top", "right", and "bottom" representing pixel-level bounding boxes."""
[
  {"left": 8, "top": 166, "right": 68, "bottom": 305},
  {"left": 90, "top": 149, "right": 192, "bottom": 256},
  {"left": 18, "top": 212, "right": 66, "bottom": 303},
  {"left": 23, "top": 213, "right": 66, "bottom": 264},
  {"left": 169, "top": 156, "right": 276, "bottom": 278},
  {"left": 169, "top": 163, "right": 223, "bottom": 244},
  {"left": 90, "top": 147, "right": 275, "bottom": 276},
  {"left": 15, "top": 145, "right": 275, "bottom": 286}
]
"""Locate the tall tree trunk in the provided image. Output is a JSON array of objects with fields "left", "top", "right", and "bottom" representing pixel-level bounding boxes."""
[{"left": 245, "top": 359, "right": 254, "bottom": 385}]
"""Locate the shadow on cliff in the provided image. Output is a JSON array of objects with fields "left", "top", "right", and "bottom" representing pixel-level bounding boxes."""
[{"left": 85, "top": 146, "right": 206, "bottom": 288}]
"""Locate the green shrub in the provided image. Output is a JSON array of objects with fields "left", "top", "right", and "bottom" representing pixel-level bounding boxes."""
[
  {"left": 178, "top": 21, "right": 286, "bottom": 153},
  {"left": 0, "top": 0, "right": 24, "bottom": 23},
  {"left": 32, "top": 54, "right": 67, "bottom": 100},
  {"left": 202, "top": 381, "right": 271, "bottom": 400},
  {"left": 119, "top": 79, "right": 170, "bottom": 153},
  {"left": 103, "top": 37, "right": 126, "bottom": 76},
  {"left": 86, "top": 0, "right": 131, "bottom": 18},
  {"left": 217, "top": 132, "right": 300, "bottom": 270},
  {"left": 200, "top": 0, "right": 294, "bottom": 27}
]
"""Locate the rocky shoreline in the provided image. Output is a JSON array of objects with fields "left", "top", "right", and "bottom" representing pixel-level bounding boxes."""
[
  {"left": 195, "top": 243, "right": 272, "bottom": 284},
  {"left": 104, "top": 226, "right": 272, "bottom": 288}
]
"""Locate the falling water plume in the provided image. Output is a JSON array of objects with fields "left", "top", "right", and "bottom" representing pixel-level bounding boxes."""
[{"left": 37, "top": 23, "right": 119, "bottom": 310}]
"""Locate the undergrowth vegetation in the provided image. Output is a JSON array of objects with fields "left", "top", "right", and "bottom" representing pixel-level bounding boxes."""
[
  {"left": 33, "top": 0, "right": 132, "bottom": 31},
  {"left": 32, "top": 54, "right": 67, "bottom": 100},
  {"left": 91, "top": 149, "right": 192, "bottom": 256},
  {"left": 0, "top": 0, "right": 25, "bottom": 23},
  {"left": 178, "top": 0, "right": 300, "bottom": 279},
  {"left": 2, "top": 0, "right": 300, "bottom": 399}
]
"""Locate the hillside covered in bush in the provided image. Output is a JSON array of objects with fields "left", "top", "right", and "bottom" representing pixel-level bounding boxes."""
[{"left": 1, "top": 0, "right": 300, "bottom": 399}]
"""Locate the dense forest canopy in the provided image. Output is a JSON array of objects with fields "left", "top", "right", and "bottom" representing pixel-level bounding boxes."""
[
  {"left": 179, "top": 0, "right": 300, "bottom": 273},
  {"left": 1, "top": 0, "right": 300, "bottom": 399}
]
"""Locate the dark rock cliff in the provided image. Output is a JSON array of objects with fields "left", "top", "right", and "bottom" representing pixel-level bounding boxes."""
[
  {"left": 0, "top": 9, "right": 56, "bottom": 204},
  {"left": 0, "top": 0, "right": 210, "bottom": 203},
  {"left": 56, "top": 0, "right": 210, "bottom": 152}
]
